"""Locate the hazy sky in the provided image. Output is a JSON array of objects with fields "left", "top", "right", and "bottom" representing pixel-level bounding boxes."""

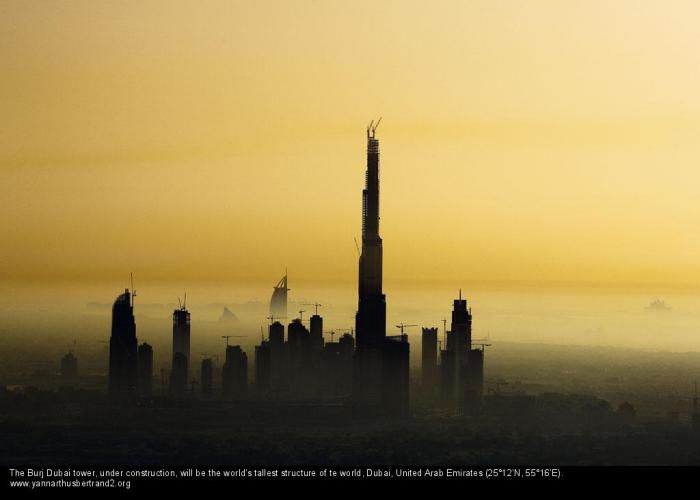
[{"left": 3, "top": 1, "right": 700, "bottom": 288}]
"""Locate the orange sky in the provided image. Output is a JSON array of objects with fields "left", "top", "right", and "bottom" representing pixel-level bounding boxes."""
[{"left": 3, "top": 1, "right": 700, "bottom": 288}]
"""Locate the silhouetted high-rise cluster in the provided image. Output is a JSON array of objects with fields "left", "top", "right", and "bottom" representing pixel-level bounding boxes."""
[
  {"left": 254, "top": 315, "right": 354, "bottom": 400},
  {"left": 420, "top": 291, "right": 486, "bottom": 415},
  {"left": 102, "top": 123, "right": 483, "bottom": 415}
]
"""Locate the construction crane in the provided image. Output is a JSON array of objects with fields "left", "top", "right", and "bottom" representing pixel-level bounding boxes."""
[
  {"left": 367, "top": 117, "right": 382, "bottom": 138},
  {"left": 266, "top": 315, "right": 286, "bottom": 324},
  {"left": 324, "top": 330, "right": 336, "bottom": 342},
  {"left": 302, "top": 303, "right": 323, "bottom": 315},
  {"left": 298, "top": 309, "right": 306, "bottom": 322},
  {"left": 177, "top": 292, "right": 188, "bottom": 310},
  {"left": 221, "top": 335, "right": 246, "bottom": 347},
  {"left": 395, "top": 323, "right": 417, "bottom": 335}
]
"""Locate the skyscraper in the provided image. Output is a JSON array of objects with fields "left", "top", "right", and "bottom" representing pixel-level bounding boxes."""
[
  {"left": 172, "top": 303, "right": 191, "bottom": 375},
  {"left": 109, "top": 289, "right": 138, "bottom": 396},
  {"left": 439, "top": 291, "right": 484, "bottom": 414},
  {"left": 201, "top": 358, "right": 214, "bottom": 395},
  {"left": 137, "top": 342, "right": 153, "bottom": 397},
  {"left": 355, "top": 121, "right": 386, "bottom": 351},
  {"left": 222, "top": 345, "right": 248, "bottom": 398},
  {"left": 422, "top": 327, "right": 438, "bottom": 391},
  {"left": 170, "top": 352, "right": 188, "bottom": 395},
  {"left": 353, "top": 120, "right": 410, "bottom": 416}
]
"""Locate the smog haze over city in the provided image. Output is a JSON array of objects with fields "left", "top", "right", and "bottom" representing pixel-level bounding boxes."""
[{"left": 2, "top": 0, "right": 700, "bottom": 489}]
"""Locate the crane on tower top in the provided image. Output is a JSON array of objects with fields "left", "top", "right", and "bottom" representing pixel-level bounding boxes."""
[
  {"left": 302, "top": 303, "right": 323, "bottom": 315},
  {"left": 367, "top": 117, "right": 382, "bottom": 138}
]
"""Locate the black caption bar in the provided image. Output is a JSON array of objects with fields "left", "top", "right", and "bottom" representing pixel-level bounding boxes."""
[{"left": 3, "top": 465, "right": 699, "bottom": 491}]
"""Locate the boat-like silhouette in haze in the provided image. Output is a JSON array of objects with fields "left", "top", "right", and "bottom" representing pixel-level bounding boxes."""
[{"left": 645, "top": 298, "right": 671, "bottom": 312}]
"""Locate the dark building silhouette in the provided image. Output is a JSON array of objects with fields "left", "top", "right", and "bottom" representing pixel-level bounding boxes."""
[
  {"left": 201, "top": 358, "right": 213, "bottom": 395},
  {"left": 439, "top": 291, "right": 484, "bottom": 414},
  {"left": 170, "top": 352, "right": 188, "bottom": 395},
  {"left": 254, "top": 312, "right": 357, "bottom": 401},
  {"left": 422, "top": 327, "right": 438, "bottom": 392},
  {"left": 353, "top": 121, "right": 387, "bottom": 411},
  {"left": 353, "top": 121, "right": 410, "bottom": 416},
  {"left": 254, "top": 341, "right": 271, "bottom": 394},
  {"left": 222, "top": 345, "right": 247, "bottom": 398},
  {"left": 268, "top": 320, "right": 286, "bottom": 394},
  {"left": 269, "top": 320, "right": 285, "bottom": 346},
  {"left": 339, "top": 332, "right": 355, "bottom": 354},
  {"left": 171, "top": 303, "right": 190, "bottom": 397},
  {"left": 287, "top": 318, "right": 309, "bottom": 363},
  {"left": 270, "top": 273, "right": 289, "bottom": 319},
  {"left": 287, "top": 317, "right": 315, "bottom": 397},
  {"left": 109, "top": 289, "right": 138, "bottom": 396},
  {"left": 320, "top": 332, "right": 354, "bottom": 398},
  {"left": 309, "top": 313, "right": 324, "bottom": 353},
  {"left": 137, "top": 342, "right": 153, "bottom": 396},
  {"left": 355, "top": 122, "right": 386, "bottom": 352},
  {"left": 60, "top": 352, "right": 78, "bottom": 379},
  {"left": 382, "top": 334, "right": 410, "bottom": 416},
  {"left": 172, "top": 304, "right": 191, "bottom": 377}
]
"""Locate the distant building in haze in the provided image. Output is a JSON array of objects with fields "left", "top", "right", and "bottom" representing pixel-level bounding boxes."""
[
  {"left": 60, "top": 352, "right": 78, "bottom": 379},
  {"left": 270, "top": 273, "right": 289, "bottom": 320},
  {"left": 201, "top": 358, "right": 213, "bottom": 395}
]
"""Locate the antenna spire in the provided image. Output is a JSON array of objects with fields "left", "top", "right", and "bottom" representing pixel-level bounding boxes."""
[{"left": 130, "top": 272, "right": 136, "bottom": 308}]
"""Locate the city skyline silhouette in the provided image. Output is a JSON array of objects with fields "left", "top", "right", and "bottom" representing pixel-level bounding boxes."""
[{"left": 3, "top": 1, "right": 700, "bottom": 483}]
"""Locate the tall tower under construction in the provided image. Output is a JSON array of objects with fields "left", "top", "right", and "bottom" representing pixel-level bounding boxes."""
[
  {"left": 353, "top": 120, "right": 409, "bottom": 416},
  {"left": 355, "top": 120, "right": 385, "bottom": 351}
]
